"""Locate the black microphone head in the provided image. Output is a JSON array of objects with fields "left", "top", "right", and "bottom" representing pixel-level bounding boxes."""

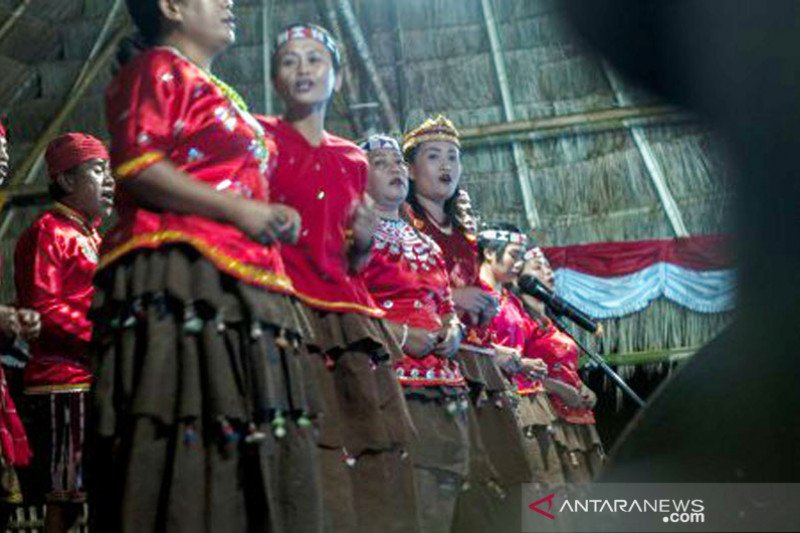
[{"left": 518, "top": 275, "right": 553, "bottom": 302}]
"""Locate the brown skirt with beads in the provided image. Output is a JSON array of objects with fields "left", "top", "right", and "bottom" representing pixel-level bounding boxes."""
[
  {"left": 297, "top": 306, "right": 417, "bottom": 533},
  {"left": 404, "top": 389, "right": 471, "bottom": 533},
  {"left": 552, "top": 420, "right": 605, "bottom": 483},
  {"left": 89, "top": 245, "right": 322, "bottom": 533},
  {"left": 451, "top": 352, "right": 533, "bottom": 533},
  {"left": 515, "top": 393, "right": 565, "bottom": 487}
]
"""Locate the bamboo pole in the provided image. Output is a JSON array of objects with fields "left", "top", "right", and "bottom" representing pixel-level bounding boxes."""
[
  {"left": 260, "top": 0, "right": 273, "bottom": 115},
  {"left": 0, "top": 0, "right": 32, "bottom": 45},
  {"left": 317, "top": 0, "right": 365, "bottom": 137},
  {"left": 602, "top": 62, "right": 690, "bottom": 237},
  {"left": 459, "top": 104, "right": 682, "bottom": 142},
  {"left": 480, "top": 0, "right": 541, "bottom": 230},
  {"left": 0, "top": 22, "right": 130, "bottom": 238},
  {"left": 579, "top": 346, "right": 697, "bottom": 368},
  {"left": 336, "top": 0, "right": 400, "bottom": 133}
]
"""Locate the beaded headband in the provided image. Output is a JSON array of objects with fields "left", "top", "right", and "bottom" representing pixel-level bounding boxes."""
[
  {"left": 479, "top": 230, "right": 528, "bottom": 246},
  {"left": 402, "top": 114, "right": 460, "bottom": 155},
  {"left": 523, "top": 246, "right": 544, "bottom": 262},
  {"left": 274, "top": 24, "right": 341, "bottom": 67},
  {"left": 359, "top": 134, "right": 401, "bottom": 154}
]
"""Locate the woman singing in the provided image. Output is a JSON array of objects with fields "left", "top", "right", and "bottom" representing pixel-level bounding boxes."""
[{"left": 91, "top": 1, "right": 320, "bottom": 530}]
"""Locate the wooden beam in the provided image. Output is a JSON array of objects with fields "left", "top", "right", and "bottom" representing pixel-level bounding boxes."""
[{"left": 459, "top": 104, "right": 684, "bottom": 143}]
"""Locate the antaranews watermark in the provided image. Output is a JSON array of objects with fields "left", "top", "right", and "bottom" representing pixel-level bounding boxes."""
[{"left": 522, "top": 483, "right": 800, "bottom": 532}]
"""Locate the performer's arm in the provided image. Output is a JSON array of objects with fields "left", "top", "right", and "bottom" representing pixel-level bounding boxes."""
[
  {"left": 384, "top": 320, "right": 436, "bottom": 357},
  {"left": 16, "top": 230, "right": 92, "bottom": 349},
  {"left": 123, "top": 161, "right": 300, "bottom": 244}
]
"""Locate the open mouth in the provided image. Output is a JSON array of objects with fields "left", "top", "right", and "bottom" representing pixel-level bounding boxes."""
[
  {"left": 222, "top": 15, "right": 236, "bottom": 28},
  {"left": 294, "top": 79, "right": 314, "bottom": 93},
  {"left": 389, "top": 177, "right": 405, "bottom": 187},
  {"left": 0, "top": 163, "right": 8, "bottom": 182},
  {"left": 101, "top": 189, "right": 115, "bottom": 204},
  {"left": 439, "top": 173, "right": 453, "bottom": 184}
]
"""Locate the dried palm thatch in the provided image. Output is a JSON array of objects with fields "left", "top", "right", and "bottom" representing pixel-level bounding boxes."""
[{"left": 0, "top": 0, "right": 733, "bottom": 356}]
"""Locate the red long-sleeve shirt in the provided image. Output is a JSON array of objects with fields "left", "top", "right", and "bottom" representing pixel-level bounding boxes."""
[{"left": 14, "top": 203, "right": 99, "bottom": 393}]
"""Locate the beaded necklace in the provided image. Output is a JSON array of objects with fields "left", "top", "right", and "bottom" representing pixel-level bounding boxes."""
[{"left": 162, "top": 47, "right": 270, "bottom": 171}]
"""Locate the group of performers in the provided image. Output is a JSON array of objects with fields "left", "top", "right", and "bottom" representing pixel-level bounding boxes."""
[{"left": 0, "top": 1, "right": 604, "bottom": 532}]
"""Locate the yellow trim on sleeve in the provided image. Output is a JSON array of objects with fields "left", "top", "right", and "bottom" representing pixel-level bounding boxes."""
[{"left": 115, "top": 151, "right": 166, "bottom": 180}]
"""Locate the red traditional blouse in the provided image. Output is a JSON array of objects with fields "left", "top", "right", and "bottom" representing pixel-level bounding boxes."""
[
  {"left": 259, "top": 116, "right": 383, "bottom": 317},
  {"left": 529, "top": 318, "right": 596, "bottom": 424},
  {"left": 411, "top": 212, "right": 479, "bottom": 289},
  {"left": 362, "top": 218, "right": 465, "bottom": 388},
  {"left": 480, "top": 281, "right": 545, "bottom": 396},
  {"left": 102, "top": 47, "right": 292, "bottom": 293},
  {"left": 412, "top": 212, "right": 492, "bottom": 347},
  {"left": 14, "top": 203, "right": 99, "bottom": 393}
]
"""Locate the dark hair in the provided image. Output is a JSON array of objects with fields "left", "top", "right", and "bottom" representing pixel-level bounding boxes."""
[
  {"left": 127, "top": 0, "right": 161, "bottom": 45},
  {"left": 404, "top": 144, "right": 468, "bottom": 233},
  {"left": 117, "top": 0, "right": 162, "bottom": 67},
  {"left": 48, "top": 180, "right": 68, "bottom": 202},
  {"left": 478, "top": 222, "right": 523, "bottom": 264}
]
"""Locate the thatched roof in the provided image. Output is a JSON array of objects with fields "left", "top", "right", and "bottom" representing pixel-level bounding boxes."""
[{"left": 0, "top": 0, "right": 732, "bottom": 357}]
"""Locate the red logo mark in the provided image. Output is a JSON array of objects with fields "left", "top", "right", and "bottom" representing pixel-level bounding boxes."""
[{"left": 529, "top": 493, "right": 556, "bottom": 520}]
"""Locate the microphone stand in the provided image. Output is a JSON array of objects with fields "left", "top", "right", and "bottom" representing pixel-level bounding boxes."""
[{"left": 550, "top": 315, "right": 646, "bottom": 408}]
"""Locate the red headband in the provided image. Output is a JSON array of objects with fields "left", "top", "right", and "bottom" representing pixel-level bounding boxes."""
[
  {"left": 0, "top": 119, "right": 6, "bottom": 138},
  {"left": 45, "top": 133, "right": 109, "bottom": 179}
]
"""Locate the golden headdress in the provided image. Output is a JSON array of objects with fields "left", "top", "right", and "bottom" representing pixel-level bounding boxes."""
[{"left": 402, "top": 114, "right": 461, "bottom": 155}]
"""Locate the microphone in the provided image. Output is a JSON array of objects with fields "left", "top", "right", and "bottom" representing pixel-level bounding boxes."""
[{"left": 518, "top": 275, "right": 600, "bottom": 334}]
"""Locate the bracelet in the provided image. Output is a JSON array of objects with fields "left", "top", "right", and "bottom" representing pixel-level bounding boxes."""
[{"left": 399, "top": 324, "right": 409, "bottom": 349}]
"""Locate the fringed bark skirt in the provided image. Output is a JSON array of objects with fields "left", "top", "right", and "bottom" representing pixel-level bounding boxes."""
[
  {"left": 552, "top": 420, "right": 605, "bottom": 483},
  {"left": 515, "top": 393, "right": 565, "bottom": 487},
  {"left": 89, "top": 245, "right": 322, "bottom": 533},
  {"left": 298, "top": 307, "right": 417, "bottom": 533},
  {"left": 451, "top": 351, "right": 532, "bottom": 533},
  {"left": 403, "top": 387, "right": 470, "bottom": 533}
]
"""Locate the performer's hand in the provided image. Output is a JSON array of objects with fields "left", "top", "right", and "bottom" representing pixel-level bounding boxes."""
[
  {"left": 232, "top": 199, "right": 299, "bottom": 245},
  {"left": 543, "top": 378, "right": 585, "bottom": 408},
  {"left": 434, "top": 321, "right": 463, "bottom": 359},
  {"left": 403, "top": 327, "right": 437, "bottom": 358},
  {"left": 350, "top": 195, "right": 379, "bottom": 253},
  {"left": 593, "top": 323, "right": 604, "bottom": 337},
  {"left": 521, "top": 357, "right": 548, "bottom": 377},
  {"left": 267, "top": 204, "right": 302, "bottom": 245},
  {"left": 453, "top": 287, "right": 499, "bottom": 317},
  {"left": 580, "top": 386, "right": 597, "bottom": 408},
  {"left": 17, "top": 308, "right": 41, "bottom": 341},
  {"left": 0, "top": 305, "right": 20, "bottom": 338}
]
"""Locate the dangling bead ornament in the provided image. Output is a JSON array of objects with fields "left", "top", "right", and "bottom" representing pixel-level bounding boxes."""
[
  {"left": 244, "top": 422, "right": 267, "bottom": 444},
  {"left": 215, "top": 309, "right": 226, "bottom": 333},
  {"left": 275, "top": 330, "right": 290, "bottom": 349},
  {"left": 272, "top": 411, "right": 287, "bottom": 439},
  {"left": 182, "top": 303, "right": 203, "bottom": 334},
  {"left": 219, "top": 417, "right": 239, "bottom": 444},
  {"left": 250, "top": 321, "right": 263, "bottom": 340},
  {"left": 297, "top": 412, "right": 312, "bottom": 429},
  {"left": 183, "top": 423, "right": 198, "bottom": 446},
  {"left": 342, "top": 448, "right": 357, "bottom": 467}
]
